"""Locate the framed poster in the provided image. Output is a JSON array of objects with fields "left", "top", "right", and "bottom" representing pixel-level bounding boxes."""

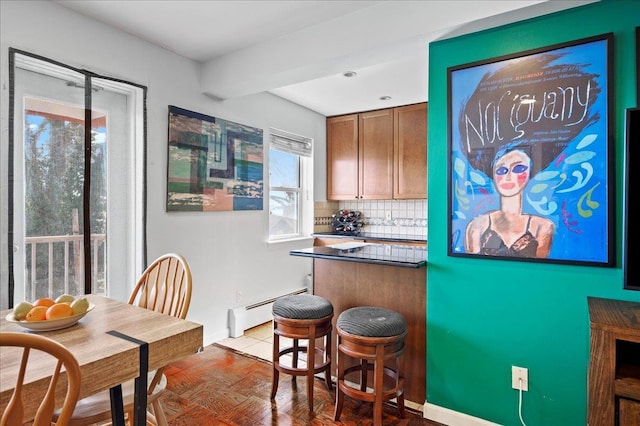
[
  {"left": 636, "top": 27, "right": 639, "bottom": 104},
  {"left": 624, "top": 107, "right": 640, "bottom": 290},
  {"left": 447, "top": 34, "right": 613, "bottom": 266},
  {"left": 167, "top": 106, "right": 264, "bottom": 212}
]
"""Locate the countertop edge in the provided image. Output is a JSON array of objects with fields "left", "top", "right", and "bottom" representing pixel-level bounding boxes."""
[
  {"left": 312, "top": 232, "right": 426, "bottom": 244},
  {"left": 289, "top": 249, "right": 426, "bottom": 269}
]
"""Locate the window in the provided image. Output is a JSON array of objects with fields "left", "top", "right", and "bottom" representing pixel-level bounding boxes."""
[
  {"left": 4, "top": 49, "right": 146, "bottom": 307},
  {"left": 268, "top": 128, "right": 313, "bottom": 241}
]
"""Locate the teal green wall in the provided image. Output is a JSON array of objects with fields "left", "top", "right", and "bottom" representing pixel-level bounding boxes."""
[{"left": 427, "top": 1, "right": 640, "bottom": 425}]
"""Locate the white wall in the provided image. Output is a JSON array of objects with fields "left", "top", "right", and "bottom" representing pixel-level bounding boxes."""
[{"left": 0, "top": 0, "right": 325, "bottom": 344}]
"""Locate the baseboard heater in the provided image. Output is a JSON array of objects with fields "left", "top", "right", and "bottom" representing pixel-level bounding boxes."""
[{"left": 228, "top": 288, "right": 308, "bottom": 337}]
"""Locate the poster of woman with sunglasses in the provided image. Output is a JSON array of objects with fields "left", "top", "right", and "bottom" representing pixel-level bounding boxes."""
[
  {"left": 448, "top": 34, "right": 612, "bottom": 266},
  {"left": 464, "top": 147, "right": 556, "bottom": 258}
]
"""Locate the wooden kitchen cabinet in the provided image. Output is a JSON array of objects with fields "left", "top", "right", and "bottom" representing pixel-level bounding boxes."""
[
  {"left": 326, "top": 103, "right": 427, "bottom": 201},
  {"left": 587, "top": 297, "right": 640, "bottom": 426},
  {"left": 394, "top": 103, "right": 428, "bottom": 199},
  {"left": 359, "top": 108, "right": 394, "bottom": 199},
  {"left": 326, "top": 114, "right": 359, "bottom": 200}
]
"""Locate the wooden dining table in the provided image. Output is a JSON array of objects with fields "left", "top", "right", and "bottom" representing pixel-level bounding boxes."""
[{"left": 0, "top": 294, "right": 203, "bottom": 426}]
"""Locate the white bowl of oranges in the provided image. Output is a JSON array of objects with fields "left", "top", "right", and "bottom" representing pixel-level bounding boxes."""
[{"left": 5, "top": 294, "right": 94, "bottom": 332}]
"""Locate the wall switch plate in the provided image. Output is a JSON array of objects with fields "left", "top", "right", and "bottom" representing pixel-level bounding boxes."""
[
  {"left": 512, "top": 366, "right": 528, "bottom": 391},
  {"left": 385, "top": 211, "right": 392, "bottom": 220}
]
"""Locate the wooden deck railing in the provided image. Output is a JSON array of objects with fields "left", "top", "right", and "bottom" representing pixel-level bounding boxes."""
[{"left": 23, "top": 234, "right": 106, "bottom": 300}]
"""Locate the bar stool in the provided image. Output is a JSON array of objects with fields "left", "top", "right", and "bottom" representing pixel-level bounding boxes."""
[
  {"left": 334, "top": 306, "right": 407, "bottom": 426},
  {"left": 270, "top": 294, "right": 334, "bottom": 411}
]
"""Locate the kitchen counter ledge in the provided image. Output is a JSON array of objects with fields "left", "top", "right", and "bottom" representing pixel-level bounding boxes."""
[
  {"left": 290, "top": 243, "right": 426, "bottom": 268},
  {"left": 312, "top": 232, "right": 426, "bottom": 245}
]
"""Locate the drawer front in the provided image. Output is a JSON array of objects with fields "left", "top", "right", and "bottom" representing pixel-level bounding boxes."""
[{"left": 619, "top": 398, "right": 640, "bottom": 426}]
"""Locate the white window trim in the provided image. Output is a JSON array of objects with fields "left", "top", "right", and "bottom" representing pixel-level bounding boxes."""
[{"left": 267, "top": 128, "right": 313, "bottom": 243}]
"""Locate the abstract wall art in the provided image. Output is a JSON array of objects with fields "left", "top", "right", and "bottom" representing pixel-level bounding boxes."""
[{"left": 167, "top": 105, "right": 264, "bottom": 212}]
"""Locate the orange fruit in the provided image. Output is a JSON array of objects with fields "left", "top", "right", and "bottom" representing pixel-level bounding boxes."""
[
  {"left": 25, "top": 306, "right": 48, "bottom": 321},
  {"left": 33, "top": 297, "right": 55, "bottom": 308},
  {"left": 46, "top": 303, "right": 74, "bottom": 320}
]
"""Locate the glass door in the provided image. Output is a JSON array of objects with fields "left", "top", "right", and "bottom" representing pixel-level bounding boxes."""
[{"left": 8, "top": 52, "right": 145, "bottom": 305}]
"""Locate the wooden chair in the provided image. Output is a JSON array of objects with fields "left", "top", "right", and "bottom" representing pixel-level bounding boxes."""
[
  {"left": 1, "top": 331, "right": 82, "bottom": 426},
  {"left": 55, "top": 253, "right": 193, "bottom": 426}
]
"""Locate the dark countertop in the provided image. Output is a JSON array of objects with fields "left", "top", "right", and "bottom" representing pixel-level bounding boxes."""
[
  {"left": 290, "top": 242, "right": 426, "bottom": 268},
  {"left": 312, "top": 232, "right": 427, "bottom": 244}
]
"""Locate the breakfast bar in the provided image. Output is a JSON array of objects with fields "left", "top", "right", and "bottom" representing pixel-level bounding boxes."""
[{"left": 290, "top": 237, "right": 427, "bottom": 407}]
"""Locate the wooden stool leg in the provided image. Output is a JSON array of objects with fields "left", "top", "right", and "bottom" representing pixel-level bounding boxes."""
[
  {"left": 397, "top": 390, "right": 405, "bottom": 418},
  {"left": 396, "top": 356, "right": 405, "bottom": 418},
  {"left": 306, "top": 327, "right": 316, "bottom": 411},
  {"left": 270, "top": 333, "right": 280, "bottom": 399},
  {"left": 334, "top": 336, "right": 345, "bottom": 421},
  {"left": 324, "top": 329, "right": 333, "bottom": 390},
  {"left": 373, "top": 345, "right": 384, "bottom": 426},
  {"left": 361, "top": 359, "right": 369, "bottom": 392},
  {"left": 292, "top": 338, "right": 299, "bottom": 388}
]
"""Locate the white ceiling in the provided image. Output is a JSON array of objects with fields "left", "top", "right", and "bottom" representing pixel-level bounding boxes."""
[{"left": 53, "top": 0, "right": 594, "bottom": 117}]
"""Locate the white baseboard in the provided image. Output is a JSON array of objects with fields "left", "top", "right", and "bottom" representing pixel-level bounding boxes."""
[
  {"left": 204, "top": 328, "right": 229, "bottom": 347},
  {"left": 228, "top": 287, "right": 308, "bottom": 337},
  {"left": 229, "top": 302, "right": 274, "bottom": 337},
  {"left": 424, "top": 402, "right": 501, "bottom": 426}
]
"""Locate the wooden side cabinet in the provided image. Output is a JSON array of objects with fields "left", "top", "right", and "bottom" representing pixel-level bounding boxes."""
[{"left": 587, "top": 297, "right": 640, "bottom": 426}]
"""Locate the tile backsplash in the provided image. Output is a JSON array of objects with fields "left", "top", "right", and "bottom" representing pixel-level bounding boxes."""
[{"left": 314, "top": 199, "right": 428, "bottom": 239}]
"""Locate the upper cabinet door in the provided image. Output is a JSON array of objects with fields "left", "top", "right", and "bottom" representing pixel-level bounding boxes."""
[
  {"left": 327, "top": 114, "right": 359, "bottom": 200},
  {"left": 359, "top": 109, "right": 394, "bottom": 200},
  {"left": 394, "top": 103, "right": 427, "bottom": 199}
]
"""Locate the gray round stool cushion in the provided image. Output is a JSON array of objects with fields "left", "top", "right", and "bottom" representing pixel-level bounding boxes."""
[
  {"left": 337, "top": 306, "right": 407, "bottom": 337},
  {"left": 272, "top": 294, "right": 333, "bottom": 319}
]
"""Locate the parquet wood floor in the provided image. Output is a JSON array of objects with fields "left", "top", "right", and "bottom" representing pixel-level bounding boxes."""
[{"left": 159, "top": 343, "right": 446, "bottom": 425}]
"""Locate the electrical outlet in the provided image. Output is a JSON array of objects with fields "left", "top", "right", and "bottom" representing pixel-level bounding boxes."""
[
  {"left": 512, "top": 366, "right": 528, "bottom": 391},
  {"left": 385, "top": 211, "right": 392, "bottom": 221}
]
